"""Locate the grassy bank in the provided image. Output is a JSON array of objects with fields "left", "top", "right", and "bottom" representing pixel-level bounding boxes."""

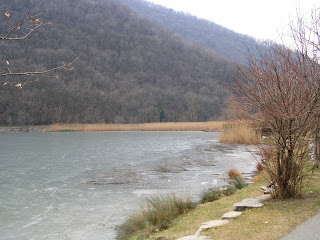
[
  {"left": 124, "top": 167, "right": 320, "bottom": 240},
  {"left": 44, "top": 121, "right": 228, "bottom": 132}
]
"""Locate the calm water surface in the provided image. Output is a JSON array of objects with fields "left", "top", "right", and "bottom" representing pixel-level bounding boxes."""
[{"left": 0, "top": 131, "right": 256, "bottom": 239}]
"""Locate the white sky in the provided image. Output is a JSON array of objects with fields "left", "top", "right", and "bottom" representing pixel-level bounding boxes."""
[{"left": 146, "top": 0, "right": 319, "bottom": 42}]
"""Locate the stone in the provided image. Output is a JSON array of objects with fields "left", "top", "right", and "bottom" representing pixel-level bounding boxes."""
[
  {"left": 195, "top": 220, "right": 229, "bottom": 236},
  {"left": 255, "top": 194, "right": 272, "bottom": 202},
  {"left": 201, "top": 219, "right": 230, "bottom": 229},
  {"left": 221, "top": 211, "right": 243, "bottom": 219},
  {"left": 233, "top": 198, "right": 264, "bottom": 211},
  {"left": 177, "top": 236, "right": 212, "bottom": 240}
]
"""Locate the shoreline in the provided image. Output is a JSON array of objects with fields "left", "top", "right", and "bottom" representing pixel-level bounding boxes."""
[{"left": 126, "top": 168, "right": 320, "bottom": 240}]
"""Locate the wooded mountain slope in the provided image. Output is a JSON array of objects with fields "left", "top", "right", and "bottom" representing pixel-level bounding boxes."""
[
  {"left": 0, "top": 0, "right": 235, "bottom": 125},
  {"left": 120, "top": 0, "right": 265, "bottom": 63}
]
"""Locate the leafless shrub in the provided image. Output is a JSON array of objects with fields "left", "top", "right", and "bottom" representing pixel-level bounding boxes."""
[{"left": 234, "top": 10, "right": 320, "bottom": 198}]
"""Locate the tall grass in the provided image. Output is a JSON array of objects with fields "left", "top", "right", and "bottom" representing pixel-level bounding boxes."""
[
  {"left": 44, "top": 121, "right": 227, "bottom": 132},
  {"left": 117, "top": 195, "right": 195, "bottom": 239},
  {"left": 219, "top": 121, "right": 261, "bottom": 145},
  {"left": 230, "top": 177, "right": 248, "bottom": 189}
]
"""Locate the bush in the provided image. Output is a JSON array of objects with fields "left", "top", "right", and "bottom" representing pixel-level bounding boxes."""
[{"left": 117, "top": 195, "right": 195, "bottom": 239}]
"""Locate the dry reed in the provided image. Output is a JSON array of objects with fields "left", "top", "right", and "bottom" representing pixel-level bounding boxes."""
[
  {"left": 44, "top": 121, "right": 227, "bottom": 132},
  {"left": 219, "top": 121, "right": 261, "bottom": 145}
]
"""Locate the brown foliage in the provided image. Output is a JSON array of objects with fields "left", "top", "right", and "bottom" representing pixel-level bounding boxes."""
[
  {"left": 227, "top": 168, "right": 242, "bottom": 180},
  {"left": 255, "top": 162, "right": 264, "bottom": 172}
]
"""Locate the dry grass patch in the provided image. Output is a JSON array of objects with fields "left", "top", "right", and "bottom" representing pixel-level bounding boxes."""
[
  {"left": 219, "top": 121, "right": 261, "bottom": 145},
  {"left": 44, "top": 121, "right": 227, "bottom": 132}
]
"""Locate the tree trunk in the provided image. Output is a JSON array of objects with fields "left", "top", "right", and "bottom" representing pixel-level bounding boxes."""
[{"left": 314, "top": 118, "right": 319, "bottom": 169}]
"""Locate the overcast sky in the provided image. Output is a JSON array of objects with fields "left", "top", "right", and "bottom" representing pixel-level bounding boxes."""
[{"left": 146, "top": 0, "right": 319, "bottom": 42}]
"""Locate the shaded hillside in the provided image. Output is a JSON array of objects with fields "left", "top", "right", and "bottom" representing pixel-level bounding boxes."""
[
  {"left": 0, "top": 0, "right": 234, "bottom": 125},
  {"left": 120, "top": 0, "right": 264, "bottom": 63}
]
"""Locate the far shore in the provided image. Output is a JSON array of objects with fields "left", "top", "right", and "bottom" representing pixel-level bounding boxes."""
[{"left": 0, "top": 121, "right": 228, "bottom": 133}]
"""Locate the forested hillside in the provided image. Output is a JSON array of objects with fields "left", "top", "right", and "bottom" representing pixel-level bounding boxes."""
[
  {"left": 0, "top": 0, "right": 235, "bottom": 126},
  {"left": 120, "top": 0, "right": 264, "bottom": 63}
]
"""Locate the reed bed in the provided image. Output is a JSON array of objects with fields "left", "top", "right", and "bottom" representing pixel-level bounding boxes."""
[
  {"left": 44, "top": 121, "right": 228, "bottom": 132},
  {"left": 219, "top": 121, "right": 261, "bottom": 145}
]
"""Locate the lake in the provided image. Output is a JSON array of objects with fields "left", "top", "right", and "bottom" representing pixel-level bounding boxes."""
[{"left": 0, "top": 131, "right": 256, "bottom": 239}]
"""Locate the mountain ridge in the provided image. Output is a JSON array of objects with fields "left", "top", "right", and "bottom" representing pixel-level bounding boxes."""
[{"left": 120, "top": 0, "right": 265, "bottom": 63}]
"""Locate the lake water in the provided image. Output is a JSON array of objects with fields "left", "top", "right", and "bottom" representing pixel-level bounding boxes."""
[{"left": 0, "top": 131, "right": 257, "bottom": 240}]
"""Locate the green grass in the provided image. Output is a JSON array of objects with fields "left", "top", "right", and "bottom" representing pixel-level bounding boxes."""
[
  {"left": 200, "top": 187, "right": 237, "bottom": 204},
  {"left": 230, "top": 177, "right": 248, "bottom": 190},
  {"left": 200, "top": 189, "right": 223, "bottom": 203},
  {"left": 125, "top": 168, "right": 320, "bottom": 240}
]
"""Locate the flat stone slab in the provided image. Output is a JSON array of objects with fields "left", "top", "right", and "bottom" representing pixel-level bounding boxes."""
[
  {"left": 177, "top": 236, "right": 212, "bottom": 240},
  {"left": 195, "top": 219, "right": 229, "bottom": 236},
  {"left": 221, "top": 211, "right": 243, "bottom": 219},
  {"left": 255, "top": 194, "right": 272, "bottom": 202},
  {"left": 233, "top": 198, "right": 263, "bottom": 211},
  {"left": 201, "top": 219, "right": 230, "bottom": 229}
]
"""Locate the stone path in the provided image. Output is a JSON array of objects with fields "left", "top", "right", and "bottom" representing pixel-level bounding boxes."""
[{"left": 176, "top": 194, "right": 271, "bottom": 240}]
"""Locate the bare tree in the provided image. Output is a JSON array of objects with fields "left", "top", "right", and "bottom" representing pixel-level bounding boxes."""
[
  {"left": 1, "top": 6, "right": 78, "bottom": 87},
  {"left": 234, "top": 42, "right": 320, "bottom": 199},
  {"left": 234, "top": 7, "right": 320, "bottom": 199}
]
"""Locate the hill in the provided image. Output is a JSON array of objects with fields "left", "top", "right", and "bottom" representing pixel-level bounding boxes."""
[
  {"left": 120, "top": 0, "right": 264, "bottom": 63},
  {"left": 0, "top": 0, "right": 235, "bottom": 125}
]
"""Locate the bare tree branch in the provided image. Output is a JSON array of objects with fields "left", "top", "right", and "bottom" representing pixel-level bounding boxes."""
[
  {"left": 1, "top": 10, "right": 52, "bottom": 40},
  {"left": 1, "top": 6, "right": 80, "bottom": 86},
  {"left": 0, "top": 55, "right": 80, "bottom": 78}
]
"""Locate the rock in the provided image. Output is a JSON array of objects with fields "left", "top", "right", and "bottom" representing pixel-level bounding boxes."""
[
  {"left": 177, "top": 236, "right": 212, "bottom": 240},
  {"left": 221, "top": 211, "right": 243, "bottom": 219},
  {"left": 201, "top": 219, "right": 230, "bottom": 229},
  {"left": 233, "top": 198, "right": 263, "bottom": 211},
  {"left": 255, "top": 194, "right": 272, "bottom": 202},
  {"left": 195, "top": 220, "right": 229, "bottom": 236}
]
